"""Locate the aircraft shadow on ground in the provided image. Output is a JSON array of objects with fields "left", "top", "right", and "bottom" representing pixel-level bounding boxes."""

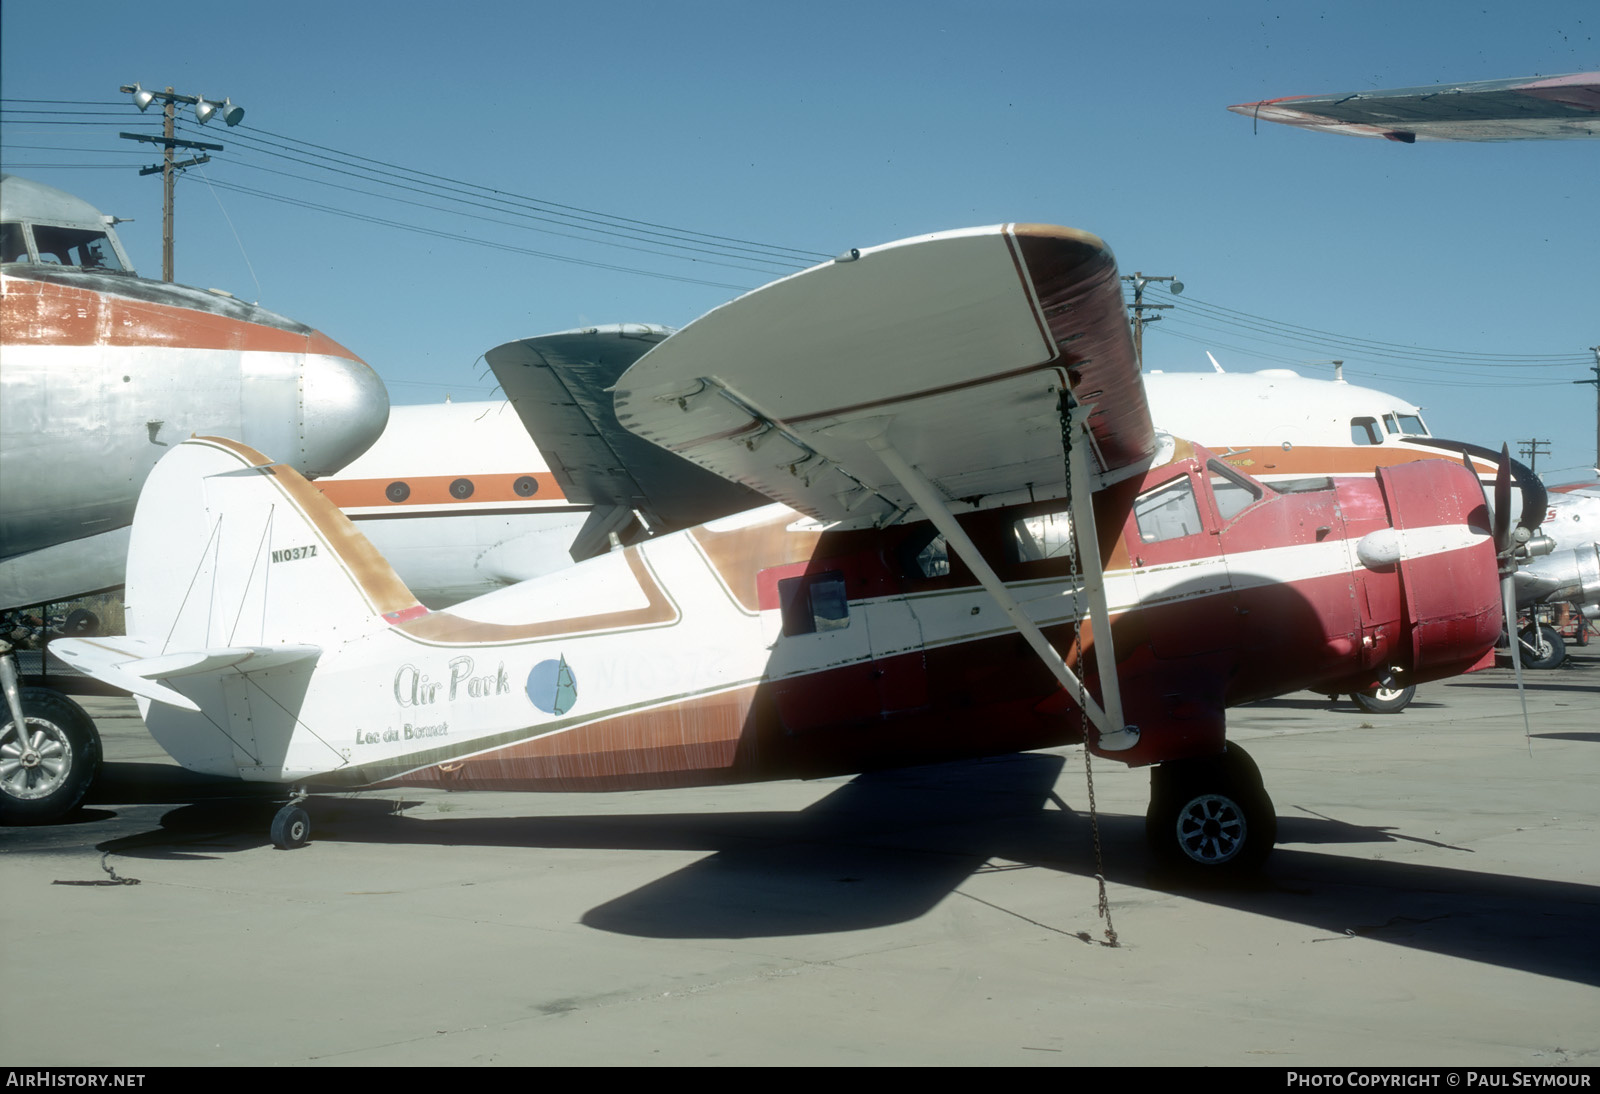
[
  {"left": 1450, "top": 680, "right": 1600, "bottom": 695},
  {"left": 1245, "top": 697, "right": 1447, "bottom": 713},
  {"left": 88, "top": 751, "right": 1600, "bottom": 987}
]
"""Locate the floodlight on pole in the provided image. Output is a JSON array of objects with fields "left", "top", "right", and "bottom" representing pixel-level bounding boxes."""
[
  {"left": 118, "top": 82, "right": 246, "bottom": 281},
  {"left": 1121, "top": 272, "right": 1184, "bottom": 368}
]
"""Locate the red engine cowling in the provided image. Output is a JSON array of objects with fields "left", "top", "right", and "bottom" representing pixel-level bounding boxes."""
[{"left": 1367, "top": 458, "right": 1503, "bottom": 683}]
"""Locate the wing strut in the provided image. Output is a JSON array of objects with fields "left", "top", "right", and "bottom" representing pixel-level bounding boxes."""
[
  {"left": 1063, "top": 405, "right": 1134, "bottom": 751},
  {"left": 863, "top": 417, "right": 1138, "bottom": 752}
]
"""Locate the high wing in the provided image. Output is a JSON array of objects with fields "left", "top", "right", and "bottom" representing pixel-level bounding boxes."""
[
  {"left": 1229, "top": 72, "right": 1600, "bottom": 142},
  {"left": 485, "top": 323, "right": 767, "bottom": 558},
  {"left": 613, "top": 224, "right": 1155, "bottom": 530}
]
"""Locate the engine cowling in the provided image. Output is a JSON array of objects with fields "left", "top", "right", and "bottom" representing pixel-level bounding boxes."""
[{"left": 1370, "top": 458, "right": 1503, "bottom": 682}]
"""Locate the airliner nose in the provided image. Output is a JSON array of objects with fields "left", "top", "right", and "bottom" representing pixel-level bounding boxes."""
[
  {"left": 239, "top": 340, "right": 390, "bottom": 479},
  {"left": 297, "top": 349, "right": 390, "bottom": 477}
]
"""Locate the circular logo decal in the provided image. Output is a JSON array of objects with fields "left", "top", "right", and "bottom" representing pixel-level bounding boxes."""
[{"left": 526, "top": 656, "right": 578, "bottom": 715}]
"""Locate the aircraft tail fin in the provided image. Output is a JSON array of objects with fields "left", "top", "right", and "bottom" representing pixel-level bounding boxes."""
[{"left": 123, "top": 436, "right": 427, "bottom": 653}]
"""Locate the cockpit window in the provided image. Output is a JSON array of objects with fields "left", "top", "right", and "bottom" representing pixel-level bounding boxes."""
[
  {"left": 1394, "top": 413, "right": 1426, "bottom": 436},
  {"left": 28, "top": 225, "right": 126, "bottom": 271},
  {"left": 1011, "top": 509, "right": 1077, "bottom": 564},
  {"left": 898, "top": 526, "right": 951, "bottom": 579},
  {"left": 1350, "top": 416, "right": 1381, "bottom": 445},
  {"left": 1207, "top": 460, "right": 1263, "bottom": 522},
  {"left": 1, "top": 223, "right": 27, "bottom": 263},
  {"left": 1135, "top": 477, "right": 1203, "bottom": 542},
  {"left": 778, "top": 571, "right": 850, "bottom": 636}
]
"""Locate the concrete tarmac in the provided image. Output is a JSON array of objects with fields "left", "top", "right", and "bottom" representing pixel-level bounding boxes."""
[{"left": 2, "top": 651, "right": 1597, "bottom": 1067}]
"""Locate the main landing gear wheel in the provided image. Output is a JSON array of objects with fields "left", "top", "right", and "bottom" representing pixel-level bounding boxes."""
[
  {"left": 1518, "top": 624, "right": 1565, "bottom": 670},
  {"left": 1351, "top": 684, "right": 1416, "bottom": 714},
  {"left": 0, "top": 688, "right": 101, "bottom": 824},
  {"left": 1146, "top": 743, "right": 1276, "bottom": 874},
  {"left": 270, "top": 803, "right": 311, "bottom": 850}
]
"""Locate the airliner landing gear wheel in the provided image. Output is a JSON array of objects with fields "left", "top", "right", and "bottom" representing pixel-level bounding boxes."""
[
  {"left": 1147, "top": 744, "right": 1276, "bottom": 874},
  {"left": 0, "top": 688, "right": 101, "bottom": 824},
  {"left": 270, "top": 804, "right": 311, "bottom": 850},
  {"left": 1351, "top": 684, "right": 1415, "bottom": 714},
  {"left": 1518, "top": 625, "right": 1565, "bottom": 670}
]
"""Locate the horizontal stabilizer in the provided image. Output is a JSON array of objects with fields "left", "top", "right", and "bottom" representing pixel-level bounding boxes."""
[{"left": 51, "top": 636, "right": 321, "bottom": 712}]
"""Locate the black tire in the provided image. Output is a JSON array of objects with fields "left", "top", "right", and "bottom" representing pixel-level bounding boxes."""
[
  {"left": 1351, "top": 684, "right": 1416, "bottom": 714},
  {"left": 1147, "top": 743, "right": 1276, "bottom": 873},
  {"left": 0, "top": 688, "right": 101, "bottom": 824},
  {"left": 1518, "top": 624, "right": 1566, "bottom": 670},
  {"left": 270, "top": 804, "right": 311, "bottom": 850}
]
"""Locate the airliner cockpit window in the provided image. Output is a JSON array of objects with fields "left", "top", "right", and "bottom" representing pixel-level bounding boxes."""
[
  {"left": 1135, "top": 477, "right": 1203, "bottom": 543},
  {"left": 29, "top": 225, "right": 125, "bottom": 271},
  {"left": 1, "top": 223, "right": 28, "bottom": 263},
  {"left": 1350, "top": 416, "right": 1381, "bottom": 445},
  {"left": 1395, "top": 413, "right": 1426, "bottom": 436}
]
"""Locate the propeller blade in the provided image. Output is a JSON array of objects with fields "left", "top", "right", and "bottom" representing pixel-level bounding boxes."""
[
  {"left": 1503, "top": 573, "right": 1532, "bottom": 742},
  {"left": 1405, "top": 436, "right": 1547, "bottom": 537},
  {"left": 1493, "top": 445, "right": 1513, "bottom": 554}
]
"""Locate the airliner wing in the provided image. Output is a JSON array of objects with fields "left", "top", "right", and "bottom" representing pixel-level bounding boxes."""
[
  {"left": 485, "top": 324, "right": 766, "bottom": 551},
  {"left": 1230, "top": 72, "right": 1600, "bottom": 142},
  {"left": 611, "top": 224, "right": 1155, "bottom": 527}
]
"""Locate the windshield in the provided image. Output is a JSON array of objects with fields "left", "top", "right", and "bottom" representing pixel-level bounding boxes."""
[{"left": 25, "top": 224, "right": 127, "bottom": 270}]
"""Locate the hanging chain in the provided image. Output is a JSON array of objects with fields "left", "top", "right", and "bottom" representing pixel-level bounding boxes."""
[{"left": 1060, "top": 393, "right": 1119, "bottom": 947}]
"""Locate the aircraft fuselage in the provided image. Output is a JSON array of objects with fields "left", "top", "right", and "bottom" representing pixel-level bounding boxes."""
[{"left": 123, "top": 439, "right": 1500, "bottom": 792}]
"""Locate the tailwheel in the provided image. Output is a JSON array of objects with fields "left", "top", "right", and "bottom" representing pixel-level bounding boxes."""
[
  {"left": 270, "top": 802, "right": 311, "bottom": 850},
  {"left": 1146, "top": 743, "right": 1276, "bottom": 874}
]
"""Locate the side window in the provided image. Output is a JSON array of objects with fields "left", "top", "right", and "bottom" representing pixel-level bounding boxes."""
[
  {"left": 777, "top": 571, "right": 849, "bottom": 636},
  {"left": 1351, "top": 417, "right": 1381, "bottom": 445},
  {"left": 1383, "top": 413, "right": 1400, "bottom": 434},
  {"left": 1012, "top": 509, "right": 1076, "bottom": 563},
  {"left": 1135, "top": 477, "right": 1203, "bottom": 543},
  {"left": 897, "top": 526, "right": 950, "bottom": 579},
  {"left": 1207, "top": 460, "right": 1263, "bottom": 523}
]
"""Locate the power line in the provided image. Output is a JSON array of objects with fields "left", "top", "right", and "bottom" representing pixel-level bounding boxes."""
[
  {"left": 1167, "top": 293, "right": 1586, "bottom": 365},
  {"left": 7, "top": 95, "right": 1590, "bottom": 387}
]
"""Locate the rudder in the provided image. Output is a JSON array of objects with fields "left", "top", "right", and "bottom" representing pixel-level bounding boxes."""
[{"left": 126, "top": 436, "right": 425, "bottom": 652}]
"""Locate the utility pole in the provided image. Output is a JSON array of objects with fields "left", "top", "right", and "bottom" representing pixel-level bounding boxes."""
[
  {"left": 118, "top": 83, "right": 243, "bottom": 282},
  {"left": 1517, "top": 438, "right": 1551, "bottom": 474},
  {"left": 1578, "top": 346, "right": 1600, "bottom": 473},
  {"left": 1121, "top": 272, "right": 1183, "bottom": 368}
]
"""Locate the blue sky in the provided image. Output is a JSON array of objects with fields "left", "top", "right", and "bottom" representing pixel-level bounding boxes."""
[{"left": 4, "top": 1, "right": 1596, "bottom": 480}]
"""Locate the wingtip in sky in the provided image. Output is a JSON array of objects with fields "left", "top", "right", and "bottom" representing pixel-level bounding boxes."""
[{"left": 1229, "top": 71, "right": 1600, "bottom": 142}]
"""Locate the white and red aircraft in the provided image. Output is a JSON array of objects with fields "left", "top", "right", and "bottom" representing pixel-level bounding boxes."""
[{"left": 37, "top": 224, "right": 1514, "bottom": 872}]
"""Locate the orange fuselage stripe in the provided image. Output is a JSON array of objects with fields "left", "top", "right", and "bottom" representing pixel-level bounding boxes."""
[{"left": 2, "top": 275, "right": 359, "bottom": 359}]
